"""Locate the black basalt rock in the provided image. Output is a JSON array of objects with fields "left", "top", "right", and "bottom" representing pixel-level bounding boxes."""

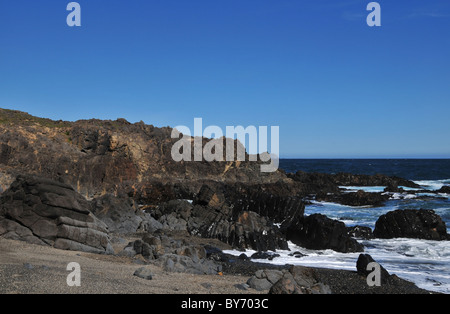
[
  {"left": 373, "top": 209, "right": 449, "bottom": 240},
  {"left": 286, "top": 214, "right": 364, "bottom": 253}
]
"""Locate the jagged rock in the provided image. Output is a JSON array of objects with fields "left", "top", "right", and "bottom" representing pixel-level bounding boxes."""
[
  {"left": 383, "top": 183, "right": 405, "bottom": 193},
  {"left": 373, "top": 209, "right": 449, "bottom": 240},
  {"left": 0, "top": 109, "right": 287, "bottom": 202},
  {"left": 124, "top": 239, "right": 156, "bottom": 260},
  {"left": 437, "top": 186, "right": 450, "bottom": 194},
  {"left": 356, "top": 254, "right": 391, "bottom": 285},
  {"left": 347, "top": 225, "right": 374, "bottom": 239},
  {"left": 225, "top": 182, "right": 305, "bottom": 219},
  {"left": 0, "top": 175, "right": 113, "bottom": 254},
  {"left": 287, "top": 171, "right": 340, "bottom": 195},
  {"left": 247, "top": 269, "right": 284, "bottom": 291},
  {"left": 91, "top": 193, "right": 162, "bottom": 234},
  {"left": 286, "top": 214, "right": 364, "bottom": 253},
  {"left": 152, "top": 199, "right": 192, "bottom": 231},
  {"left": 194, "top": 185, "right": 226, "bottom": 208},
  {"left": 269, "top": 272, "right": 303, "bottom": 294},
  {"left": 259, "top": 266, "right": 332, "bottom": 294},
  {"left": 317, "top": 190, "right": 389, "bottom": 207},
  {"left": 330, "top": 173, "right": 420, "bottom": 189},
  {"left": 153, "top": 194, "right": 290, "bottom": 252},
  {"left": 188, "top": 207, "right": 289, "bottom": 251}
]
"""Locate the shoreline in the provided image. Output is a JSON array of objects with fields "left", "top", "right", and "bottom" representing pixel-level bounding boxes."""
[{"left": 0, "top": 237, "right": 436, "bottom": 294}]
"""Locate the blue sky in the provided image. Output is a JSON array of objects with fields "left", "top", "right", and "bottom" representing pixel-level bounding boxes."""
[{"left": 0, "top": 0, "right": 449, "bottom": 158}]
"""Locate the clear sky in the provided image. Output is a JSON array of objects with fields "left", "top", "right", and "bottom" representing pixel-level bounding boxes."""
[{"left": 0, "top": 0, "right": 449, "bottom": 158}]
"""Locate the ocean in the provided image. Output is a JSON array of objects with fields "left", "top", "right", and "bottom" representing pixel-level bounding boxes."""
[{"left": 226, "top": 159, "right": 450, "bottom": 294}]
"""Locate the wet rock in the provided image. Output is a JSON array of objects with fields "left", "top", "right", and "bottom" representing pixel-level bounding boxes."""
[
  {"left": 356, "top": 254, "right": 391, "bottom": 285},
  {"left": 187, "top": 205, "right": 289, "bottom": 252},
  {"left": 318, "top": 190, "right": 389, "bottom": 207},
  {"left": 383, "top": 183, "right": 404, "bottom": 193},
  {"left": 347, "top": 225, "right": 374, "bottom": 239},
  {"left": 288, "top": 251, "right": 307, "bottom": 258},
  {"left": 250, "top": 251, "right": 280, "bottom": 260},
  {"left": 286, "top": 214, "right": 364, "bottom": 253},
  {"left": 437, "top": 186, "right": 450, "bottom": 194},
  {"left": 330, "top": 173, "right": 420, "bottom": 189},
  {"left": 373, "top": 209, "right": 449, "bottom": 240},
  {"left": 287, "top": 171, "right": 340, "bottom": 195}
]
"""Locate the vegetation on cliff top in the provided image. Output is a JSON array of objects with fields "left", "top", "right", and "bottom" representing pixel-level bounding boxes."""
[{"left": 0, "top": 108, "right": 72, "bottom": 128}]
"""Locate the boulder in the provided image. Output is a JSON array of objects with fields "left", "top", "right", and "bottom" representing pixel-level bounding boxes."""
[
  {"left": 286, "top": 214, "right": 364, "bottom": 253},
  {"left": 356, "top": 254, "right": 390, "bottom": 284},
  {"left": 346, "top": 225, "right": 374, "bottom": 239},
  {"left": 247, "top": 269, "right": 284, "bottom": 291},
  {"left": 373, "top": 209, "right": 449, "bottom": 240},
  {"left": 156, "top": 253, "right": 222, "bottom": 275},
  {"left": 437, "top": 186, "right": 450, "bottom": 194},
  {"left": 133, "top": 267, "right": 154, "bottom": 280},
  {"left": 0, "top": 175, "right": 113, "bottom": 254},
  {"left": 383, "top": 183, "right": 404, "bottom": 193},
  {"left": 119, "top": 239, "right": 156, "bottom": 260},
  {"left": 267, "top": 266, "right": 331, "bottom": 294},
  {"left": 269, "top": 273, "right": 303, "bottom": 294}
]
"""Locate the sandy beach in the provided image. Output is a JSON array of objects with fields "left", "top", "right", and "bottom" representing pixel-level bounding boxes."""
[{"left": 0, "top": 237, "right": 260, "bottom": 294}]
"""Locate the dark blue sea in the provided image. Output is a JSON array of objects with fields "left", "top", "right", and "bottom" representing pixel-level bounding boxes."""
[
  {"left": 226, "top": 159, "right": 450, "bottom": 293},
  {"left": 279, "top": 158, "right": 450, "bottom": 181}
]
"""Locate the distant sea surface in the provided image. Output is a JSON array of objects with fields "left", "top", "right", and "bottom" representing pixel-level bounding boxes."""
[
  {"left": 226, "top": 159, "right": 450, "bottom": 293},
  {"left": 279, "top": 158, "right": 450, "bottom": 181}
]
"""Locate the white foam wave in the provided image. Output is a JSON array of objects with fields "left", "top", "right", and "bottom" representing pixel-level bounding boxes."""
[
  {"left": 414, "top": 179, "right": 450, "bottom": 191},
  {"left": 224, "top": 239, "right": 450, "bottom": 294},
  {"left": 340, "top": 186, "right": 386, "bottom": 193}
]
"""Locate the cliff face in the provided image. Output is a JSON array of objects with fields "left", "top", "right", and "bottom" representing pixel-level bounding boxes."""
[{"left": 0, "top": 109, "right": 287, "bottom": 202}]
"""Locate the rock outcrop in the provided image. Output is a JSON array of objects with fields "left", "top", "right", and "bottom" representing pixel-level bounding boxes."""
[
  {"left": 373, "top": 209, "right": 449, "bottom": 240},
  {"left": 286, "top": 214, "right": 364, "bottom": 253},
  {"left": 0, "top": 175, "right": 114, "bottom": 254},
  {"left": 119, "top": 233, "right": 222, "bottom": 275},
  {"left": 437, "top": 186, "right": 450, "bottom": 194},
  {"left": 317, "top": 190, "right": 390, "bottom": 207},
  {"left": 245, "top": 266, "right": 332, "bottom": 294},
  {"left": 91, "top": 193, "right": 162, "bottom": 234},
  {"left": 0, "top": 109, "right": 286, "bottom": 202},
  {"left": 153, "top": 198, "right": 289, "bottom": 252}
]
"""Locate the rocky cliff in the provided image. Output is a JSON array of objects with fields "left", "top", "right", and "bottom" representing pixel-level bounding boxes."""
[
  {"left": 0, "top": 108, "right": 287, "bottom": 202},
  {"left": 2, "top": 108, "right": 439, "bottom": 254}
]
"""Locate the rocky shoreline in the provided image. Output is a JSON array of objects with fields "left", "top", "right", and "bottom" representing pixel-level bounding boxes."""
[
  {"left": 0, "top": 109, "right": 448, "bottom": 294},
  {"left": 0, "top": 173, "right": 446, "bottom": 294}
]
